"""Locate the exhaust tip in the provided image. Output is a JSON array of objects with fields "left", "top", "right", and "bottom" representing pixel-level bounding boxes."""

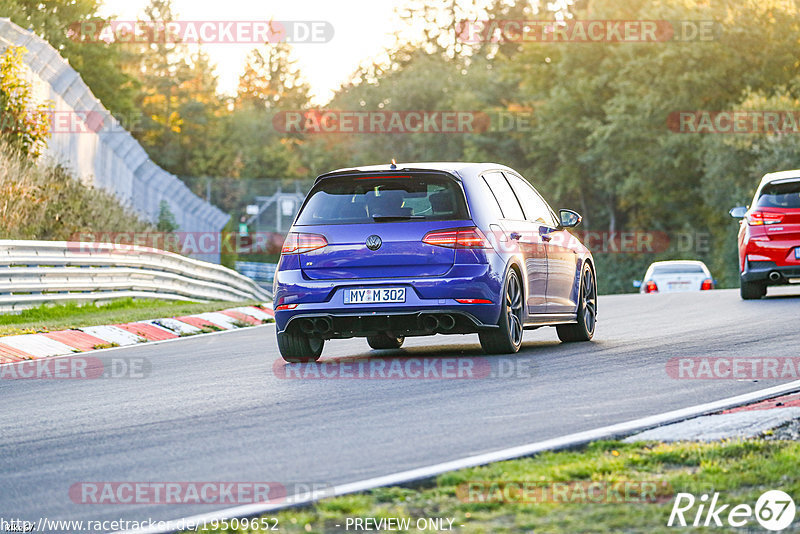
[
  {"left": 314, "top": 318, "right": 332, "bottom": 334},
  {"left": 438, "top": 314, "right": 456, "bottom": 331},
  {"left": 421, "top": 314, "right": 439, "bottom": 331},
  {"left": 769, "top": 271, "right": 782, "bottom": 281},
  {"left": 298, "top": 319, "right": 315, "bottom": 334}
]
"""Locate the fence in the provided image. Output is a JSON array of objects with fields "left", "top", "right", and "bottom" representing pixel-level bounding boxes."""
[
  {"left": 0, "top": 240, "right": 271, "bottom": 313},
  {"left": 182, "top": 177, "right": 313, "bottom": 233}
]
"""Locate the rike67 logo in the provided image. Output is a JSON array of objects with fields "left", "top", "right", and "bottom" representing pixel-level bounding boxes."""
[{"left": 668, "top": 490, "right": 796, "bottom": 531}]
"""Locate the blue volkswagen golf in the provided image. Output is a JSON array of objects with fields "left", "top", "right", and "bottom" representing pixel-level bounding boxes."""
[{"left": 273, "top": 162, "right": 596, "bottom": 361}]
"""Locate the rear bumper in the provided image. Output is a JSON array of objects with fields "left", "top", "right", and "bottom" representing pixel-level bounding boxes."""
[
  {"left": 741, "top": 261, "right": 800, "bottom": 284},
  {"left": 279, "top": 309, "right": 497, "bottom": 339},
  {"left": 273, "top": 261, "right": 505, "bottom": 335}
]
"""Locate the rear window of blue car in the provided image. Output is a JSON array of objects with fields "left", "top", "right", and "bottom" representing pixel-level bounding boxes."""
[{"left": 295, "top": 174, "right": 469, "bottom": 225}]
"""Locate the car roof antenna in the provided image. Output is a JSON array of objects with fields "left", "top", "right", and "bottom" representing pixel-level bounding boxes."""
[{"left": 390, "top": 159, "right": 397, "bottom": 170}]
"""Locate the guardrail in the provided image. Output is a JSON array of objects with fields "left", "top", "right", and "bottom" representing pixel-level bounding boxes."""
[
  {"left": 235, "top": 261, "right": 278, "bottom": 287},
  {"left": 0, "top": 240, "right": 271, "bottom": 313}
]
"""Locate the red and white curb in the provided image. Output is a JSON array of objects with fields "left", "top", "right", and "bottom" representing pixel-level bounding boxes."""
[{"left": 0, "top": 303, "right": 273, "bottom": 364}]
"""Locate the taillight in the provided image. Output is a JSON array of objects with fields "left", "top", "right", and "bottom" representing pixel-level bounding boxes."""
[
  {"left": 701, "top": 278, "right": 714, "bottom": 290},
  {"left": 281, "top": 232, "right": 328, "bottom": 254},
  {"left": 455, "top": 298, "right": 493, "bottom": 304},
  {"left": 275, "top": 303, "right": 298, "bottom": 310},
  {"left": 422, "top": 227, "right": 491, "bottom": 249},
  {"left": 747, "top": 211, "right": 784, "bottom": 226},
  {"left": 644, "top": 280, "right": 658, "bottom": 293}
]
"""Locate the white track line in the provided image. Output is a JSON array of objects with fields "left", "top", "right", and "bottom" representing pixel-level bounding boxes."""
[{"left": 118, "top": 379, "right": 800, "bottom": 534}]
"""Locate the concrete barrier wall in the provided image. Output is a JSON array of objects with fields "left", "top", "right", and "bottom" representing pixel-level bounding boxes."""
[{"left": 0, "top": 18, "right": 229, "bottom": 263}]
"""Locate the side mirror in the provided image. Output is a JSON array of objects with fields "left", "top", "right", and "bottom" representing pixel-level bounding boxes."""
[
  {"left": 729, "top": 206, "right": 747, "bottom": 218},
  {"left": 632, "top": 280, "right": 642, "bottom": 289},
  {"left": 559, "top": 209, "right": 582, "bottom": 228}
]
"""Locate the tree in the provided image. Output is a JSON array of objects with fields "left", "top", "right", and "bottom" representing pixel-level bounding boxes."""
[
  {"left": 120, "top": 0, "right": 189, "bottom": 172},
  {"left": 0, "top": 47, "right": 50, "bottom": 158},
  {"left": 235, "top": 42, "right": 310, "bottom": 111},
  {"left": 4, "top": 0, "right": 139, "bottom": 119},
  {"left": 119, "top": 0, "right": 235, "bottom": 178},
  {"left": 171, "top": 49, "right": 236, "bottom": 177},
  {"left": 156, "top": 200, "right": 178, "bottom": 232}
]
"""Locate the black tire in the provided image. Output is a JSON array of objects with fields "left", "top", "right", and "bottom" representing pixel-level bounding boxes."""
[
  {"left": 740, "top": 279, "right": 766, "bottom": 300},
  {"left": 277, "top": 331, "right": 324, "bottom": 362},
  {"left": 479, "top": 268, "right": 524, "bottom": 354},
  {"left": 367, "top": 333, "right": 405, "bottom": 350},
  {"left": 557, "top": 263, "right": 597, "bottom": 342}
]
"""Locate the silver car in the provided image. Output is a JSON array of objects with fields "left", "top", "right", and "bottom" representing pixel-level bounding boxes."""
[{"left": 633, "top": 260, "right": 715, "bottom": 293}]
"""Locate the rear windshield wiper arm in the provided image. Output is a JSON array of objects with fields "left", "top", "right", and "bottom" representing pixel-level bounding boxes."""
[{"left": 371, "top": 215, "right": 427, "bottom": 221}]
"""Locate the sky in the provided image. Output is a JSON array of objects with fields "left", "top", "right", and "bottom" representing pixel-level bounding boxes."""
[{"left": 97, "top": 0, "right": 405, "bottom": 105}]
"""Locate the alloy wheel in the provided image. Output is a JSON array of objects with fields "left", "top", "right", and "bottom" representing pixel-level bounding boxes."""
[
  {"left": 581, "top": 267, "right": 597, "bottom": 335},
  {"left": 506, "top": 272, "right": 524, "bottom": 346}
]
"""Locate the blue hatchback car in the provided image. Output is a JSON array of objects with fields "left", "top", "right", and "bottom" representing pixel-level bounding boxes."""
[{"left": 273, "top": 162, "right": 596, "bottom": 361}]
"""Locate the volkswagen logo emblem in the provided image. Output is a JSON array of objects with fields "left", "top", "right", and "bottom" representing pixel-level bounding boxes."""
[{"left": 366, "top": 235, "right": 382, "bottom": 251}]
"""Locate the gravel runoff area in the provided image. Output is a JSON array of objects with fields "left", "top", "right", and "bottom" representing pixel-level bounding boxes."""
[
  {"left": 763, "top": 416, "right": 800, "bottom": 441},
  {"left": 625, "top": 392, "right": 800, "bottom": 443}
]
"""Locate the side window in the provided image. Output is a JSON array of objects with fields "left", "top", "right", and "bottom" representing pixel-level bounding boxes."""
[
  {"left": 505, "top": 173, "right": 557, "bottom": 227},
  {"left": 482, "top": 171, "right": 525, "bottom": 220}
]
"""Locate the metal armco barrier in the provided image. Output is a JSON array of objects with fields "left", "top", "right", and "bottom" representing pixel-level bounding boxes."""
[
  {"left": 235, "top": 261, "right": 278, "bottom": 286},
  {"left": 0, "top": 241, "right": 271, "bottom": 313}
]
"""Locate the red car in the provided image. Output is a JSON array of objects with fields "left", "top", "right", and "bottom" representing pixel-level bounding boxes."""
[{"left": 730, "top": 171, "right": 800, "bottom": 299}]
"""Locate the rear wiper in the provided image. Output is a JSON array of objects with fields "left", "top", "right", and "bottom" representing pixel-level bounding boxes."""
[{"left": 371, "top": 215, "right": 427, "bottom": 221}]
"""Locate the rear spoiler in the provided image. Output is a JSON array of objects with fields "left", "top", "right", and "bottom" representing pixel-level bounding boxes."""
[{"left": 314, "top": 168, "right": 462, "bottom": 184}]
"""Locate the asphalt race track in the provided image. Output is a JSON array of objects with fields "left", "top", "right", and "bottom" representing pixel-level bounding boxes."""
[{"left": 2, "top": 288, "right": 799, "bottom": 529}]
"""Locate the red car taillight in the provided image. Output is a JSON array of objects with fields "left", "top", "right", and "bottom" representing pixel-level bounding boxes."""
[
  {"left": 701, "top": 278, "right": 714, "bottom": 290},
  {"left": 281, "top": 232, "right": 328, "bottom": 254},
  {"left": 644, "top": 280, "right": 658, "bottom": 293},
  {"left": 422, "top": 227, "right": 491, "bottom": 249},
  {"left": 746, "top": 211, "right": 784, "bottom": 226}
]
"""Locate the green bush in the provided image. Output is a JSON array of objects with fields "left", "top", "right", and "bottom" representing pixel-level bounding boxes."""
[{"left": 0, "top": 141, "right": 154, "bottom": 240}]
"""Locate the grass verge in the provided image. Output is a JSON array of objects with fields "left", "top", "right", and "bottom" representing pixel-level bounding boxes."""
[
  {"left": 0, "top": 297, "right": 265, "bottom": 336},
  {"left": 195, "top": 438, "right": 800, "bottom": 533}
]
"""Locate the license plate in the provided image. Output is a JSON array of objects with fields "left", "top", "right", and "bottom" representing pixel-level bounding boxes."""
[
  {"left": 795, "top": 247, "right": 800, "bottom": 259},
  {"left": 344, "top": 287, "right": 406, "bottom": 304}
]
